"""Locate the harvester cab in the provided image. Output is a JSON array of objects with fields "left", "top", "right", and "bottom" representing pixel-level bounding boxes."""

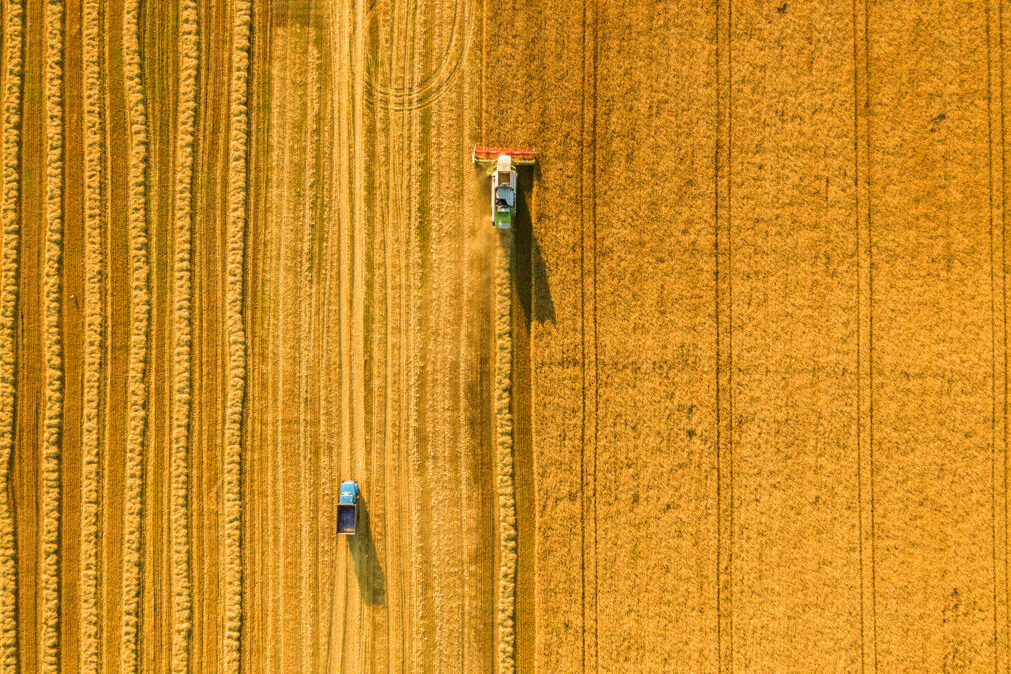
[{"left": 472, "top": 145, "right": 536, "bottom": 230}]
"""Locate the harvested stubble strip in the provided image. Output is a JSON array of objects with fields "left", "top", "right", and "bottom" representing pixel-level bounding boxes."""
[
  {"left": 170, "top": 0, "right": 199, "bottom": 670},
  {"left": 41, "top": 0, "right": 65, "bottom": 668},
  {"left": 494, "top": 231, "right": 517, "bottom": 674},
  {"left": 79, "top": 0, "right": 104, "bottom": 667},
  {"left": 223, "top": 0, "right": 252, "bottom": 668},
  {"left": 120, "top": 0, "right": 151, "bottom": 667},
  {"left": 0, "top": 0, "right": 24, "bottom": 668}
]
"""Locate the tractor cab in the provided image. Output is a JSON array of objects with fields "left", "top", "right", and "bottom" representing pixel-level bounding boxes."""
[{"left": 337, "top": 480, "right": 359, "bottom": 535}]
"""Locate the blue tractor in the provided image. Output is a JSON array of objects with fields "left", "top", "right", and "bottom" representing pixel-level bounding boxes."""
[{"left": 337, "top": 480, "right": 359, "bottom": 535}]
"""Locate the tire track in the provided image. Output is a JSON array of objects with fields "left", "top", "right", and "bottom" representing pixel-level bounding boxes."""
[
  {"left": 323, "top": 3, "right": 352, "bottom": 668},
  {"left": 397, "top": 2, "right": 419, "bottom": 669},
  {"left": 243, "top": 3, "right": 272, "bottom": 669},
  {"left": 427, "top": 38, "right": 448, "bottom": 669},
  {"left": 377, "top": 3, "right": 398, "bottom": 668},
  {"left": 264, "top": 20, "right": 280, "bottom": 673},
  {"left": 297, "top": 34, "right": 321, "bottom": 674},
  {"left": 455, "top": 138, "right": 467, "bottom": 674},
  {"left": 263, "top": 15, "right": 288, "bottom": 671},
  {"left": 987, "top": 0, "right": 1009, "bottom": 662},
  {"left": 304, "top": 38, "right": 324, "bottom": 673},
  {"left": 459, "top": 22, "right": 493, "bottom": 667},
  {"left": 57, "top": 0, "right": 84, "bottom": 659},
  {"left": 348, "top": 0, "right": 366, "bottom": 668},
  {"left": 170, "top": 0, "right": 199, "bottom": 668},
  {"left": 320, "top": 6, "right": 347, "bottom": 671},
  {"left": 342, "top": 2, "right": 366, "bottom": 667},
  {"left": 313, "top": 60, "right": 335, "bottom": 670},
  {"left": 579, "top": 1, "right": 599, "bottom": 667},
  {"left": 79, "top": 0, "right": 105, "bottom": 666},
  {"left": 494, "top": 230, "right": 517, "bottom": 674},
  {"left": 308, "top": 14, "right": 335, "bottom": 662},
  {"left": 223, "top": 0, "right": 252, "bottom": 667},
  {"left": 396, "top": 40, "right": 413, "bottom": 670},
  {"left": 138, "top": 0, "right": 177, "bottom": 661},
  {"left": 189, "top": 0, "right": 229, "bottom": 662},
  {"left": 120, "top": 0, "right": 151, "bottom": 664},
  {"left": 715, "top": 0, "right": 734, "bottom": 670},
  {"left": 271, "top": 19, "right": 303, "bottom": 669},
  {"left": 376, "top": 0, "right": 411, "bottom": 666},
  {"left": 440, "top": 16, "right": 467, "bottom": 670},
  {"left": 0, "top": 0, "right": 24, "bottom": 666},
  {"left": 424, "top": 5, "right": 457, "bottom": 667},
  {"left": 375, "top": 0, "right": 416, "bottom": 665},
  {"left": 41, "top": 0, "right": 66, "bottom": 667},
  {"left": 387, "top": 0, "right": 416, "bottom": 663},
  {"left": 851, "top": 0, "right": 877, "bottom": 669},
  {"left": 406, "top": 2, "right": 425, "bottom": 665},
  {"left": 363, "top": 0, "right": 471, "bottom": 111}
]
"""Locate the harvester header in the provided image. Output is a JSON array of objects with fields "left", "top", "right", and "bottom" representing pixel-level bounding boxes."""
[{"left": 472, "top": 145, "right": 536, "bottom": 166}]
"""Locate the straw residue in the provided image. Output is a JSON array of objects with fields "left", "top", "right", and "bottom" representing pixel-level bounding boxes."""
[
  {"left": 170, "top": 0, "right": 199, "bottom": 670},
  {"left": 120, "top": 0, "right": 151, "bottom": 667},
  {"left": 0, "top": 0, "right": 24, "bottom": 668},
  {"left": 79, "top": 0, "right": 105, "bottom": 668},
  {"left": 494, "top": 232, "right": 516, "bottom": 674},
  {"left": 40, "top": 0, "right": 66, "bottom": 667},
  {"left": 223, "top": 0, "right": 252, "bottom": 668}
]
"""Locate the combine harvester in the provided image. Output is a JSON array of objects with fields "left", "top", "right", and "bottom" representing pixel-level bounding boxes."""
[{"left": 472, "top": 145, "right": 536, "bottom": 229}]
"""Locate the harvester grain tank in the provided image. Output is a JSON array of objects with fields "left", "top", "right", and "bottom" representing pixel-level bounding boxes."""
[
  {"left": 337, "top": 480, "right": 359, "bottom": 535},
  {"left": 472, "top": 145, "right": 536, "bottom": 229}
]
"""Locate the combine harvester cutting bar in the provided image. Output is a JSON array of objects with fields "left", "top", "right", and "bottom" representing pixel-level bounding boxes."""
[
  {"left": 472, "top": 145, "right": 537, "bottom": 165},
  {"left": 473, "top": 145, "right": 536, "bottom": 229}
]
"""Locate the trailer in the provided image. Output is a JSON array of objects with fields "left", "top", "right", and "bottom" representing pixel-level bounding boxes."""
[
  {"left": 337, "top": 480, "right": 359, "bottom": 535},
  {"left": 472, "top": 146, "right": 536, "bottom": 229}
]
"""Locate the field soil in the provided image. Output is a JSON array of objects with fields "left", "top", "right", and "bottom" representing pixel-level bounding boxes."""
[{"left": 5, "top": 0, "right": 1011, "bottom": 671}]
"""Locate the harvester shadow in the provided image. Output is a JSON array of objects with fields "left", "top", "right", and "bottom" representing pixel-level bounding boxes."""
[
  {"left": 512, "top": 166, "right": 555, "bottom": 325},
  {"left": 350, "top": 497, "right": 385, "bottom": 606}
]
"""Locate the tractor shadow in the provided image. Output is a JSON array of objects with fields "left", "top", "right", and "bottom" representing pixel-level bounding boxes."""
[
  {"left": 350, "top": 497, "right": 385, "bottom": 606},
  {"left": 512, "top": 166, "right": 555, "bottom": 325}
]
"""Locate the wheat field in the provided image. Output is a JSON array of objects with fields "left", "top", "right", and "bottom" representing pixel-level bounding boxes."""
[{"left": 6, "top": 0, "right": 1011, "bottom": 671}]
